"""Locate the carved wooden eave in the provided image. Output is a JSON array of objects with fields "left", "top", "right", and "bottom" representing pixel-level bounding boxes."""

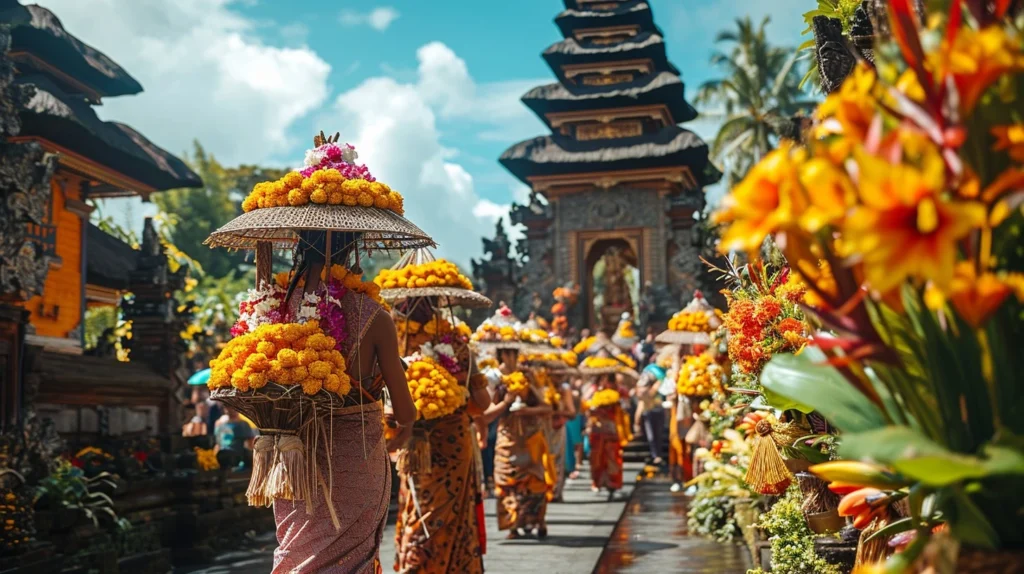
[
  {"left": 8, "top": 51, "right": 103, "bottom": 104},
  {"left": 529, "top": 165, "right": 699, "bottom": 198},
  {"left": 545, "top": 103, "right": 674, "bottom": 131},
  {"left": 8, "top": 135, "right": 158, "bottom": 200},
  {"left": 573, "top": 24, "right": 641, "bottom": 43},
  {"left": 560, "top": 58, "right": 654, "bottom": 80}
]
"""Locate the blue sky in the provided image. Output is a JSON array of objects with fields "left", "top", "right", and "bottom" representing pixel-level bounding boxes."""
[{"left": 40, "top": 0, "right": 809, "bottom": 266}]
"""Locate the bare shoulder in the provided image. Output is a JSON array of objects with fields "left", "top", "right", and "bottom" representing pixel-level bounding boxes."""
[{"left": 367, "top": 310, "right": 396, "bottom": 340}]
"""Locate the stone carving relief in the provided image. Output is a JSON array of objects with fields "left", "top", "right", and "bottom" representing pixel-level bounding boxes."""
[{"left": 557, "top": 187, "right": 661, "bottom": 232}]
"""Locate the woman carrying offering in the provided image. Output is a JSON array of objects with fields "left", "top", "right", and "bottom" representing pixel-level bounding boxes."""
[
  {"left": 585, "top": 373, "right": 631, "bottom": 500},
  {"left": 377, "top": 253, "right": 492, "bottom": 574},
  {"left": 206, "top": 132, "right": 434, "bottom": 574}
]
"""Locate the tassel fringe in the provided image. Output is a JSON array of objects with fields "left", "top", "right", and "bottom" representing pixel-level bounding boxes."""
[
  {"left": 266, "top": 435, "right": 310, "bottom": 504},
  {"left": 246, "top": 435, "right": 275, "bottom": 507},
  {"left": 744, "top": 420, "right": 792, "bottom": 495},
  {"left": 397, "top": 435, "right": 432, "bottom": 475}
]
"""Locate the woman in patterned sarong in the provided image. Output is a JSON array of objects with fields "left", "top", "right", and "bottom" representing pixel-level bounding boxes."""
[
  {"left": 272, "top": 232, "right": 417, "bottom": 574},
  {"left": 547, "top": 373, "right": 576, "bottom": 502},
  {"left": 392, "top": 298, "right": 490, "bottom": 574},
  {"left": 482, "top": 349, "right": 555, "bottom": 539},
  {"left": 586, "top": 374, "right": 631, "bottom": 500}
]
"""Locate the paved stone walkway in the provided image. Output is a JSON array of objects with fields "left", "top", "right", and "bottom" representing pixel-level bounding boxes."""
[
  {"left": 594, "top": 477, "right": 751, "bottom": 573},
  {"left": 177, "top": 464, "right": 638, "bottom": 574}
]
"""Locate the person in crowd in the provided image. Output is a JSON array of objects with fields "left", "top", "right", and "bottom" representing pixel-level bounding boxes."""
[
  {"left": 564, "top": 376, "right": 586, "bottom": 480},
  {"left": 481, "top": 348, "right": 554, "bottom": 539},
  {"left": 271, "top": 231, "right": 417, "bottom": 574},
  {"left": 391, "top": 297, "right": 489, "bottom": 574},
  {"left": 633, "top": 367, "right": 665, "bottom": 466},
  {"left": 585, "top": 373, "right": 630, "bottom": 501},
  {"left": 547, "top": 372, "right": 576, "bottom": 502}
]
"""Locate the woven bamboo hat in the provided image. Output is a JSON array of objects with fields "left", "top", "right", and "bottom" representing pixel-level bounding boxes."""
[
  {"left": 376, "top": 249, "right": 492, "bottom": 309},
  {"left": 471, "top": 303, "right": 533, "bottom": 352},
  {"left": 206, "top": 131, "right": 435, "bottom": 251}
]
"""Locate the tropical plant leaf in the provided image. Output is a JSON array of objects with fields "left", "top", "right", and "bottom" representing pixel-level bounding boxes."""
[
  {"left": 865, "top": 517, "right": 915, "bottom": 542},
  {"left": 760, "top": 348, "right": 888, "bottom": 432},
  {"left": 949, "top": 488, "right": 1000, "bottom": 549}
]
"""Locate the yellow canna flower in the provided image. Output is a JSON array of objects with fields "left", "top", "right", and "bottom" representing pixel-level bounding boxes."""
[
  {"left": 929, "top": 25, "right": 1024, "bottom": 114},
  {"left": 992, "top": 124, "right": 1024, "bottom": 162}
]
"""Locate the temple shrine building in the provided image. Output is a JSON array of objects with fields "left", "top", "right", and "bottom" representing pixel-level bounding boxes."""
[{"left": 477, "top": 0, "right": 721, "bottom": 334}]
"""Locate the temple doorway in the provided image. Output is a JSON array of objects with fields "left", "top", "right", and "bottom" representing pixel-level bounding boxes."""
[{"left": 584, "top": 237, "right": 640, "bottom": 333}]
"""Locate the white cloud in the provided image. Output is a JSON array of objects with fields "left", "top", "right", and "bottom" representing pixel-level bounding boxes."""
[
  {"left": 38, "top": 0, "right": 331, "bottom": 166},
  {"left": 339, "top": 7, "right": 400, "bottom": 32},
  {"left": 329, "top": 42, "right": 540, "bottom": 266}
]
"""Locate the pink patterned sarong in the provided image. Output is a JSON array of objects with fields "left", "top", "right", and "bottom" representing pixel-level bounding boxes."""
[
  {"left": 273, "top": 292, "right": 390, "bottom": 573},
  {"left": 273, "top": 409, "right": 390, "bottom": 573}
]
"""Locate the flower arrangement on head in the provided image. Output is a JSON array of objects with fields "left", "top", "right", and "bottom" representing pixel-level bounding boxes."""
[
  {"left": 241, "top": 132, "right": 404, "bottom": 215},
  {"left": 471, "top": 303, "right": 523, "bottom": 343},
  {"left": 667, "top": 291, "right": 724, "bottom": 333},
  {"left": 676, "top": 352, "right": 724, "bottom": 398},
  {"left": 573, "top": 336, "right": 596, "bottom": 354},
  {"left": 404, "top": 355, "right": 466, "bottom": 420},
  {"left": 374, "top": 259, "right": 473, "bottom": 291},
  {"left": 580, "top": 353, "right": 636, "bottom": 370},
  {"left": 587, "top": 388, "right": 621, "bottom": 410}
]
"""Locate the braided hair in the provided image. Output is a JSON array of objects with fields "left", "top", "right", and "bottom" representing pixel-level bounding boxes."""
[{"left": 284, "top": 230, "right": 362, "bottom": 305}]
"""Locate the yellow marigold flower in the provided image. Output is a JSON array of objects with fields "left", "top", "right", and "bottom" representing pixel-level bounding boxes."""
[
  {"left": 589, "top": 389, "right": 621, "bottom": 409},
  {"left": 301, "top": 378, "right": 323, "bottom": 395},
  {"left": 842, "top": 150, "right": 986, "bottom": 293},
  {"left": 277, "top": 348, "right": 300, "bottom": 368},
  {"left": 308, "top": 361, "right": 332, "bottom": 379},
  {"left": 310, "top": 189, "right": 328, "bottom": 204},
  {"left": 298, "top": 349, "right": 319, "bottom": 366}
]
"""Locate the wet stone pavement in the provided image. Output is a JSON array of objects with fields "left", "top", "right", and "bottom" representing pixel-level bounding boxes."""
[
  {"left": 177, "top": 463, "right": 751, "bottom": 573},
  {"left": 594, "top": 477, "right": 751, "bottom": 573}
]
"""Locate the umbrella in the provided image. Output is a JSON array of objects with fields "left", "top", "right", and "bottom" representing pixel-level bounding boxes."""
[{"left": 187, "top": 369, "right": 210, "bottom": 386}]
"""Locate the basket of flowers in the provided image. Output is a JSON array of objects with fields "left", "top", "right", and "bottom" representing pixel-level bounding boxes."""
[
  {"left": 375, "top": 249, "right": 491, "bottom": 309},
  {"left": 204, "top": 131, "right": 434, "bottom": 522}
]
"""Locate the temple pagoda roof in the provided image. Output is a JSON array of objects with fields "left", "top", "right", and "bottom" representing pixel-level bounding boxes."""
[
  {"left": 86, "top": 223, "right": 138, "bottom": 290},
  {"left": 554, "top": 1, "right": 657, "bottom": 38},
  {"left": 543, "top": 32, "right": 679, "bottom": 76},
  {"left": 499, "top": 125, "right": 720, "bottom": 187},
  {"left": 522, "top": 71, "right": 696, "bottom": 124},
  {"left": 16, "top": 74, "right": 202, "bottom": 193},
  {"left": 0, "top": 2, "right": 142, "bottom": 100}
]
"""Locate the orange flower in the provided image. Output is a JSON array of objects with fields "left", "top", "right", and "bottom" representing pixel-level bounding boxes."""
[
  {"left": 796, "top": 158, "right": 857, "bottom": 232},
  {"left": 843, "top": 150, "right": 986, "bottom": 293},
  {"left": 714, "top": 144, "right": 805, "bottom": 253},
  {"left": 992, "top": 124, "right": 1024, "bottom": 162},
  {"left": 814, "top": 64, "right": 878, "bottom": 142},
  {"left": 932, "top": 263, "right": 1024, "bottom": 327},
  {"left": 930, "top": 25, "right": 1024, "bottom": 113}
]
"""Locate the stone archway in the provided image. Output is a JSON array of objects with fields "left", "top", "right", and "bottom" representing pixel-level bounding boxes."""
[{"left": 583, "top": 237, "right": 640, "bottom": 333}]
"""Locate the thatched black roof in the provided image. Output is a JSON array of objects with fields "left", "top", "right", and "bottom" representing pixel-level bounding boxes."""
[
  {"left": 86, "top": 223, "right": 137, "bottom": 290},
  {"left": 0, "top": 1, "right": 142, "bottom": 98},
  {"left": 499, "top": 125, "right": 720, "bottom": 187},
  {"left": 16, "top": 73, "right": 202, "bottom": 191},
  {"left": 522, "top": 71, "right": 696, "bottom": 124},
  {"left": 543, "top": 31, "right": 679, "bottom": 76},
  {"left": 555, "top": 1, "right": 657, "bottom": 38}
]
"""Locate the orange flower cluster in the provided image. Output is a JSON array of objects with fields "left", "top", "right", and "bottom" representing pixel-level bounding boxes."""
[
  {"left": 374, "top": 259, "right": 473, "bottom": 290},
  {"left": 724, "top": 284, "right": 808, "bottom": 376},
  {"left": 406, "top": 356, "right": 466, "bottom": 420},
  {"left": 587, "top": 389, "right": 621, "bottom": 410},
  {"left": 573, "top": 336, "right": 596, "bottom": 354},
  {"left": 208, "top": 322, "right": 352, "bottom": 396},
  {"left": 241, "top": 170, "right": 405, "bottom": 215}
]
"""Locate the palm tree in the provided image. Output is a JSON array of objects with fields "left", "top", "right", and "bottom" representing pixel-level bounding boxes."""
[{"left": 695, "top": 17, "right": 812, "bottom": 184}]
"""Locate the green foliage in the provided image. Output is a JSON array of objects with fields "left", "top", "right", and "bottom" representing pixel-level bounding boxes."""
[
  {"left": 33, "top": 460, "right": 128, "bottom": 530},
  {"left": 751, "top": 487, "right": 842, "bottom": 574},
  {"left": 153, "top": 141, "right": 288, "bottom": 279},
  {"left": 696, "top": 16, "right": 813, "bottom": 181},
  {"left": 688, "top": 490, "right": 742, "bottom": 543}
]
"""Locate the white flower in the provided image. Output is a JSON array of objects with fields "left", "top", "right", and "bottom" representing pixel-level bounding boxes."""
[
  {"left": 341, "top": 145, "right": 358, "bottom": 164},
  {"left": 433, "top": 343, "right": 455, "bottom": 359},
  {"left": 304, "top": 147, "right": 327, "bottom": 168},
  {"left": 419, "top": 343, "right": 437, "bottom": 360}
]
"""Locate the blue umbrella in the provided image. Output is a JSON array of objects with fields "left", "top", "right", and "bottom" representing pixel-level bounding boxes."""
[
  {"left": 643, "top": 364, "right": 666, "bottom": 381},
  {"left": 187, "top": 368, "right": 211, "bottom": 386}
]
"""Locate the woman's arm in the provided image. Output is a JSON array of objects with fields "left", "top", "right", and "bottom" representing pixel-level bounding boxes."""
[
  {"left": 468, "top": 373, "right": 492, "bottom": 410},
  {"left": 512, "top": 403, "right": 553, "bottom": 417},
  {"left": 371, "top": 313, "right": 417, "bottom": 426},
  {"left": 480, "top": 392, "right": 512, "bottom": 424},
  {"left": 560, "top": 386, "right": 576, "bottom": 417}
]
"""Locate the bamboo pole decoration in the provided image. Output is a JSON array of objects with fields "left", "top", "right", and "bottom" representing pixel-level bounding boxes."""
[{"left": 255, "top": 241, "right": 272, "bottom": 289}]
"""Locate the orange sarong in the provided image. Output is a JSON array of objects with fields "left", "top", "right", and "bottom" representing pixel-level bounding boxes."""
[
  {"left": 394, "top": 409, "right": 483, "bottom": 574},
  {"left": 587, "top": 405, "right": 625, "bottom": 491}
]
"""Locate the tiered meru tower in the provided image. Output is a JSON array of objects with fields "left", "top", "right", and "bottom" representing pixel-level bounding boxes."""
[{"left": 479, "top": 0, "right": 721, "bottom": 333}]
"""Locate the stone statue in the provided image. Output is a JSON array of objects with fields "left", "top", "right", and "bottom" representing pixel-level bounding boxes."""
[{"left": 601, "top": 247, "right": 633, "bottom": 311}]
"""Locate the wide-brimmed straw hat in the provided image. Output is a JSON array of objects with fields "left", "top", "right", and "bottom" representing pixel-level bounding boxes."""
[
  {"left": 471, "top": 303, "right": 533, "bottom": 352},
  {"left": 377, "top": 249, "right": 492, "bottom": 309},
  {"left": 206, "top": 205, "right": 434, "bottom": 251}
]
